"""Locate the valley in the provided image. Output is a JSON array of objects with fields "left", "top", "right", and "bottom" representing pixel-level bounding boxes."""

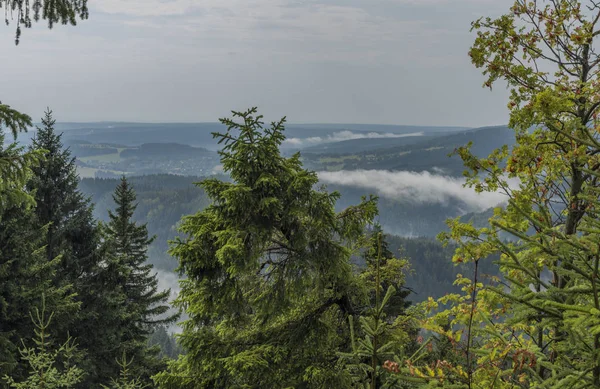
[{"left": 73, "top": 121, "right": 510, "bottom": 302}]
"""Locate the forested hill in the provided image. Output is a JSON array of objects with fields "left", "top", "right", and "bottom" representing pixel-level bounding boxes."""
[
  {"left": 80, "top": 174, "right": 497, "bottom": 301},
  {"left": 303, "top": 125, "right": 514, "bottom": 175},
  {"left": 80, "top": 175, "right": 211, "bottom": 271},
  {"left": 14, "top": 122, "right": 468, "bottom": 150}
]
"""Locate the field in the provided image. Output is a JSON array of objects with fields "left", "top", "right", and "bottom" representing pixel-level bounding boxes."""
[{"left": 78, "top": 152, "right": 121, "bottom": 163}]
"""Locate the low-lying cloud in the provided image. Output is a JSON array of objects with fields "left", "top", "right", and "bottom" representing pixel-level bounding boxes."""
[
  {"left": 284, "top": 131, "right": 423, "bottom": 147},
  {"left": 318, "top": 170, "right": 508, "bottom": 212},
  {"left": 156, "top": 269, "right": 183, "bottom": 333}
]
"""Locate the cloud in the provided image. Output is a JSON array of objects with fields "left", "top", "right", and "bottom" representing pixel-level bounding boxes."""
[
  {"left": 92, "top": 0, "right": 199, "bottom": 17},
  {"left": 91, "top": 0, "right": 442, "bottom": 61},
  {"left": 155, "top": 269, "right": 183, "bottom": 332},
  {"left": 212, "top": 164, "right": 225, "bottom": 175},
  {"left": 156, "top": 269, "right": 181, "bottom": 299},
  {"left": 318, "top": 170, "right": 508, "bottom": 212},
  {"left": 284, "top": 131, "right": 423, "bottom": 146},
  {"left": 1, "top": 0, "right": 515, "bottom": 126}
]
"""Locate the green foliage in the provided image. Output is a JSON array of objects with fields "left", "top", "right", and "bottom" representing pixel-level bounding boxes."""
[
  {"left": 27, "top": 109, "right": 116, "bottom": 388},
  {"left": 80, "top": 174, "right": 213, "bottom": 272},
  {"left": 3, "top": 299, "right": 84, "bottom": 389},
  {"left": 147, "top": 327, "right": 183, "bottom": 361},
  {"left": 154, "top": 108, "right": 378, "bottom": 388},
  {"left": 0, "top": 104, "right": 42, "bottom": 216},
  {"left": 0, "top": 0, "right": 88, "bottom": 44},
  {"left": 101, "top": 353, "right": 148, "bottom": 389},
  {"left": 0, "top": 104, "right": 31, "bottom": 139},
  {"left": 0, "top": 201, "right": 78, "bottom": 384},
  {"left": 338, "top": 227, "right": 415, "bottom": 389},
  {"left": 101, "top": 176, "right": 178, "bottom": 384},
  {"left": 396, "top": 1, "right": 600, "bottom": 388}
]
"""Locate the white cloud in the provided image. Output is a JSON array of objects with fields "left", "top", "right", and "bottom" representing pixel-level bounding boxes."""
[
  {"left": 92, "top": 0, "right": 437, "bottom": 54},
  {"left": 0, "top": 0, "right": 515, "bottom": 125},
  {"left": 156, "top": 269, "right": 180, "bottom": 300},
  {"left": 284, "top": 130, "right": 423, "bottom": 146},
  {"left": 318, "top": 170, "right": 507, "bottom": 212},
  {"left": 93, "top": 0, "right": 199, "bottom": 17},
  {"left": 155, "top": 269, "right": 183, "bottom": 333}
]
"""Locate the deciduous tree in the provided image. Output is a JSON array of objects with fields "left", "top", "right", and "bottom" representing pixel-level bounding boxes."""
[{"left": 398, "top": 1, "right": 600, "bottom": 387}]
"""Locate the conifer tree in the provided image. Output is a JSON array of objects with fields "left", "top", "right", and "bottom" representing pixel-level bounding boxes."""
[
  {"left": 147, "top": 327, "right": 182, "bottom": 360},
  {"left": 101, "top": 352, "right": 147, "bottom": 389},
  {"left": 360, "top": 225, "right": 411, "bottom": 319},
  {"left": 28, "top": 109, "right": 97, "bottom": 270},
  {"left": 0, "top": 205, "right": 77, "bottom": 385},
  {"left": 339, "top": 227, "right": 415, "bottom": 389},
  {"left": 0, "top": 0, "right": 88, "bottom": 45},
  {"left": 102, "top": 177, "right": 177, "bottom": 383},
  {"left": 154, "top": 108, "right": 378, "bottom": 388},
  {"left": 0, "top": 104, "right": 43, "bottom": 216},
  {"left": 27, "top": 109, "right": 117, "bottom": 388},
  {"left": 3, "top": 299, "right": 84, "bottom": 389}
]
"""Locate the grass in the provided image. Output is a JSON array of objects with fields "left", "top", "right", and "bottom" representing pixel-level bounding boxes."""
[{"left": 76, "top": 167, "right": 99, "bottom": 178}]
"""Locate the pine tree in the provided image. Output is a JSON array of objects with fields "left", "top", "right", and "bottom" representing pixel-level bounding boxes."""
[
  {"left": 339, "top": 228, "right": 415, "bottom": 389},
  {"left": 0, "top": 205, "right": 77, "bottom": 386},
  {"left": 102, "top": 177, "right": 177, "bottom": 383},
  {"left": 154, "top": 108, "right": 378, "bottom": 388},
  {"left": 101, "top": 352, "right": 147, "bottom": 389},
  {"left": 28, "top": 109, "right": 97, "bottom": 274},
  {"left": 0, "top": 104, "right": 42, "bottom": 217},
  {"left": 361, "top": 225, "right": 411, "bottom": 320},
  {"left": 147, "top": 327, "right": 182, "bottom": 360},
  {"left": 3, "top": 299, "right": 84, "bottom": 389},
  {"left": 0, "top": 0, "right": 88, "bottom": 45},
  {"left": 27, "top": 109, "right": 118, "bottom": 388}
]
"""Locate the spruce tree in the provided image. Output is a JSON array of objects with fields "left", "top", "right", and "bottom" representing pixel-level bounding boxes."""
[
  {"left": 339, "top": 228, "right": 415, "bottom": 389},
  {"left": 361, "top": 224, "right": 411, "bottom": 319},
  {"left": 28, "top": 109, "right": 97, "bottom": 270},
  {"left": 0, "top": 104, "right": 42, "bottom": 216},
  {"left": 0, "top": 205, "right": 77, "bottom": 386},
  {"left": 102, "top": 177, "right": 177, "bottom": 383},
  {"left": 3, "top": 299, "right": 84, "bottom": 389},
  {"left": 27, "top": 109, "right": 117, "bottom": 388},
  {"left": 0, "top": 0, "right": 88, "bottom": 45},
  {"left": 154, "top": 108, "right": 378, "bottom": 388}
]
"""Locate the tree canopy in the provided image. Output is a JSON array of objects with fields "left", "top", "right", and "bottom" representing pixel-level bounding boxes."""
[
  {"left": 396, "top": 1, "right": 600, "bottom": 387},
  {"left": 1, "top": 0, "right": 88, "bottom": 44},
  {"left": 155, "top": 108, "right": 379, "bottom": 388}
]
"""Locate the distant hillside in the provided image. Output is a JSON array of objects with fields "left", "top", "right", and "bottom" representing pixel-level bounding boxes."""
[
  {"left": 12, "top": 122, "right": 472, "bottom": 150},
  {"left": 70, "top": 141, "right": 219, "bottom": 178},
  {"left": 302, "top": 133, "right": 433, "bottom": 154},
  {"left": 80, "top": 174, "right": 211, "bottom": 271},
  {"left": 287, "top": 123, "right": 470, "bottom": 133},
  {"left": 120, "top": 143, "right": 212, "bottom": 159},
  {"left": 79, "top": 174, "right": 497, "bottom": 302},
  {"left": 305, "top": 125, "right": 514, "bottom": 176}
]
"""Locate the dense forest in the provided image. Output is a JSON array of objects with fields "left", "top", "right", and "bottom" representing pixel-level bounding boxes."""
[{"left": 3, "top": 0, "right": 600, "bottom": 388}]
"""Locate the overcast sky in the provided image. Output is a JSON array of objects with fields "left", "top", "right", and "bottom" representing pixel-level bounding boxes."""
[{"left": 1, "top": 0, "right": 514, "bottom": 126}]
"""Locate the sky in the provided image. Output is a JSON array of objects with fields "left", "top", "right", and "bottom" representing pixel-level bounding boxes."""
[{"left": 1, "top": 0, "right": 514, "bottom": 126}]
